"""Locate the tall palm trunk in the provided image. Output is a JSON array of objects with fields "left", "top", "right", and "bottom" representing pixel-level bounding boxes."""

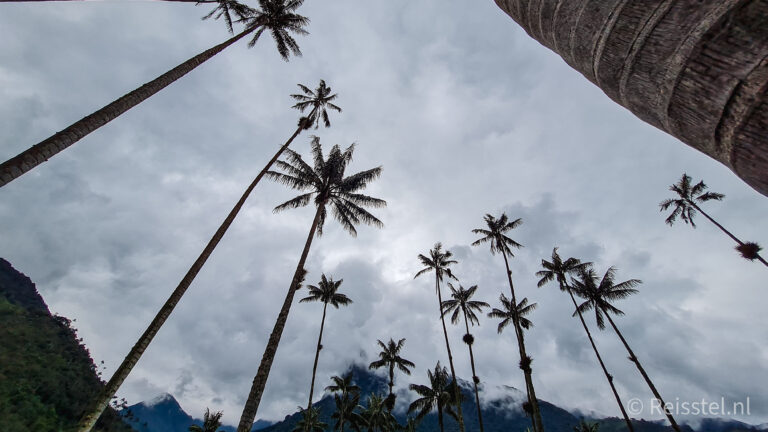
[
  {"left": 500, "top": 250, "right": 543, "bottom": 432},
  {"left": 691, "top": 202, "right": 768, "bottom": 267},
  {"left": 434, "top": 275, "right": 465, "bottom": 432},
  {"left": 437, "top": 402, "right": 445, "bottom": 432},
  {"left": 387, "top": 364, "right": 395, "bottom": 403},
  {"left": 603, "top": 311, "right": 680, "bottom": 432},
  {"left": 0, "top": 26, "right": 254, "bottom": 188},
  {"left": 237, "top": 205, "right": 324, "bottom": 432},
  {"left": 493, "top": 0, "right": 768, "bottom": 197},
  {"left": 461, "top": 308, "right": 484, "bottom": 432},
  {"left": 306, "top": 302, "right": 328, "bottom": 415},
  {"left": 564, "top": 284, "right": 633, "bottom": 432},
  {"left": 75, "top": 116, "right": 307, "bottom": 432}
]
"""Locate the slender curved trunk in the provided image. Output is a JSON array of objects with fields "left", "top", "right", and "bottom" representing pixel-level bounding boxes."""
[
  {"left": 237, "top": 205, "right": 324, "bottom": 432},
  {"left": 388, "top": 364, "right": 394, "bottom": 400},
  {"left": 0, "top": 26, "right": 254, "bottom": 188},
  {"left": 461, "top": 308, "right": 485, "bottom": 432},
  {"left": 75, "top": 117, "right": 306, "bottom": 432},
  {"left": 306, "top": 302, "right": 328, "bottom": 417},
  {"left": 691, "top": 203, "right": 768, "bottom": 267},
  {"left": 500, "top": 250, "right": 543, "bottom": 432},
  {"left": 603, "top": 311, "right": 680, "bottom": 432},
  {"left": 565, "top": 284, "right": 633, "bottom": 432},
  {"left": 435, "top": 275, "right": 465, "bottom": 432}
]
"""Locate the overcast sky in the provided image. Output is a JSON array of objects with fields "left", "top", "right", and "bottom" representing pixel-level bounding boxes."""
[{"left": 1, "top": 0, "right": 767, "bottom": 428}]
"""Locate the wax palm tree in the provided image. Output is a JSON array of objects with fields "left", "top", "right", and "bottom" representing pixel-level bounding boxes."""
[
  {"left": 471, "top": 213, "right": 543, "bottom": 432},
  {"left": 301, "top": 274, "right": 353, "bottom": 414},
  {"left": 236, "top": 138, "right": 385, "bottom": 432},
  {"left": 76, "top": 78, "right": 334, "bottom": 432},
  {"left": 441, "top": 283, "right": 489, "bottom": 432},
  {"left": 660, "top": 174, "right": 766, "bottom": 266},
  {"left": 408, "top": 362, "right": 459, "bottom": 432},
  {"left": 0, "top": 0, "right": 309, "bottom": 188},
  {"left": 359, "top": 394, "right": 399, "bottom": 432},
  {"left": 572, "top": 267, "right": 680, "bottom": 432},
  {"left": 414, "top": 243, "right": 465, "bottom": 432},
  {"left": 293, "top": 407, "right": 327, "bottom": 432},
  {"left": 488, "top": 294, "right": 536, "bottom": 333},
  {"left": 189, "top": 408, "right": 225, "bottom": 432},
  {"left": 327, "top": 375, "right": 362, "bottom": 432},
  {"left": 537, "top": 248, "right": 633, "bottom": 432},
  {"left": 368, "top": 338, "right": 415, "bottom": 410},
  {"left": 573, "top": 419, "right": 600, "bottom": 432}
]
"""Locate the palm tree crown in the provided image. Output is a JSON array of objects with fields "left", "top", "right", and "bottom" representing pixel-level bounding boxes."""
[
  {"left": 267, "top": 137, "right": 386, "bottom": 236},
  {"left": 202, "top": 0, "right": 257, "bottom": 34},
  {"left": 471, "top": 214, "right": 523, "bottom": 256},
  {"left": 189, "top": 408, "right": 224, "bottom": 432},
  {"left": 414, "top": 243, "right": 458, "bottom": 284},
  {"left": 326, "top": 373, "right": 360, "bottom": 396},
  {"left": 488, "top": 294, "right": 537, "bottom": 332},
  {"left": 571, "top": 267, "right": 641, "bottom": 330},
  {"left": 536, "top": 248, "right": 591, "bottom": 290},
  {"left": 369, "top": 338, "right": 415, "bottom": 377},
  {"left": 441, "top": 284, "right": 489, "bottom": 326},
  {"left": 293, "top": 407, "right": 327, "bottom": 432},
  {"left": 359, "top": 394, "right": 399, "bottom": 432},
  {"left": 292, "top": 80, "right": 342, "bottom": 129},
  {"left": 300, "top": 274, "right": 352, "bottom": 308},
  {"left": 659, "top": 173, "right": 724, "bottom": 227},
  {"left": 245, "top": 0, "right": 310, "bottom": 59},
  {"left": 408, "top": 362, "right": 459, "bottom": 423}
]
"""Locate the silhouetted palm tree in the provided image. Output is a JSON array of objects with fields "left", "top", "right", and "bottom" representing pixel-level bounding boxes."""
[
  {"left": 76, "top": 79, "right": 335, "bottom": 432},
  {"left": 327, "top": 374, "right": 362, "bottom": 432},
  {"left": 537, "top": 249, "right": 634, "bottom": 432},
  {"left": 572, "top": 267, "right": 680, "bottom": 432},
  {"left": 573, "top": 419, "right": 600, "bottom": 432},
  {"left": 488, "top": 294, "right": 536, "bottom": 332},
  {"left": 0, "top": 0, "right": 309, "bottom": 188},
  {"left": 441, "top": 283, "right": 489, "bottom": 432},
  {"left": 293, "top": 407, "right": 327, "bottom": 432},
  {"left": 471, "top": 213, "right": 543, "bottom": 432},
  {"left": 189, "top": 408, "right": 224, "bottom": 432},
  {"left": 408, "top": 362, "right": 459, "bottom": 432},
  {"left": 660, "top": 173, "right": 766, "bottom": 266},
  {"left": 359, "top": 394, "right": 398, "bottom": 432},
  {"left": 301, "top": 274, "right": 353, "bottom": 415},
  {"left": 368, "top": 338, "right": 415, "bottom": 410},
  {"left": 414, "top": 243, "right": 465, "bottom": 432},
  {"left": 236, "top": 138, "right": 385, "bottom": 432}
]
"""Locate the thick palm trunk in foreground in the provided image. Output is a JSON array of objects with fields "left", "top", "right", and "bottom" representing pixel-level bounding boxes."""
[
  {"left": 306, "top": 302, "right": 328, "bottom": 414},
  {"left": 0, "top": 26, "right": 253, "bottom": 188},
  {"left": 604, "top": 311, "right": 680, "bottom": 432},
  {"left": 76, "top": 123, "right": 305, "bottom": 432},
  {"left": 501, "top": 250, "right": 543, "bottom": 432},
  {"left": 493, "top": 0, "right": 768, "bottom": 197},
  {"left": 566, "top": 288, "right": 633, "bottom": 432},
  {"left": 691, "top": 203, "right": 768, "bottom": 267},
  {"left": 237, "top": 206, "right": 324, "bottom": 432},
  {"left": 461, "top": 309, "right": 485, "bottom": 432},
  {"left": 434, "top": 276, "right": 466, "bottom": 432}
]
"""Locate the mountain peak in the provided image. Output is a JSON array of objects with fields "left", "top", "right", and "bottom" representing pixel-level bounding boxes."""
[{"left": 144, "top": 393, "right": 178, "bottom": 408}]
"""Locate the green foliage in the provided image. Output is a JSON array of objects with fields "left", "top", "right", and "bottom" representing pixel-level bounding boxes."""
[{"left": 0, "top": 297, "right": 132, "bottom": 432}]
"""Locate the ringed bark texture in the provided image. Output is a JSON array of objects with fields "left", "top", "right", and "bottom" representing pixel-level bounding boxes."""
[{"left": 494, "top": 0, "right": 768, "bottom": 197}]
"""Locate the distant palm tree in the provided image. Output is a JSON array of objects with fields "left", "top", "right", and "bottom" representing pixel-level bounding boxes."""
[
  {"left": 76, "top": 79, "right": 336, "bottom": 432},
  {"left": 236, "top": 138, "right": 385, "bottom": 432},
  {"left": 189, "top": 408, "right": 224, "bottom": 432},
  {"left": 408, "top": 362, "right": 459, "bottom": 432},
  {"left": 368, "top": 338, "right": 415, "bottom": 410},
  {"left": 660, "top": 173, "right": 766, "bottom": 266},
  {"left": 414, "top": 243, "right": 465, "bottom": 432},
  {"left": 0, "top": 0, "right": 309, "bottom": 188},
  {"left": 488, "top": 294, "right": 536, "bottom": 332},
  {"left": 301, "top": 274, "right": 353, "bottom": 415},
  {"left": 441, "top": 283, "right": 489, "bottom": 432},
  {"left": 573, "top": 419, "right": 600, "bottom": 432},
  {"left": 471, "top": 213, "right": 543, "bottom": 432},
  {"left": 293, "top": 406, "right": 327, "bottom": 432},
  {"left": 536, "top": 249, "right": 634, "bottom": 432},
  {"left": 572, "top": 267, "right": 680, "bottom": 432},
  {"left": 327, "top": 374, "right": 362, "bottom": 432},
  {"left": 359, "top": 394, "right": 399, "bottom": 432}
]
